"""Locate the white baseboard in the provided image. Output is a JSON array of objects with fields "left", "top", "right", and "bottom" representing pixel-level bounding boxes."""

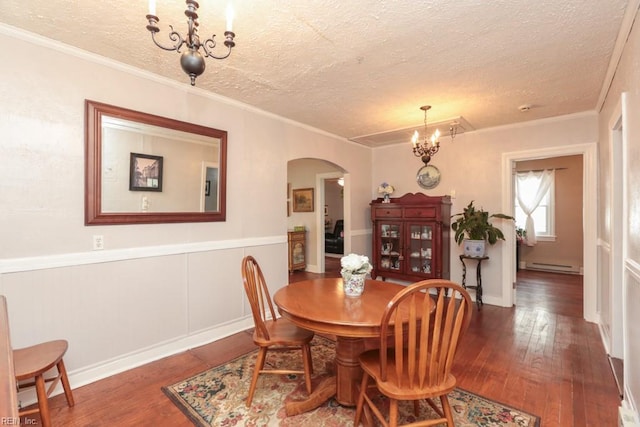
[{"left": 18, "top": 317, "right": 254, "bottom": 408}]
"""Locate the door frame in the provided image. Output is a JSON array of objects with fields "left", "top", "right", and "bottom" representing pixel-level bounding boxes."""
[
  {"left": 316, "top": 171, "right": 347, "bottom": 273},
  {"left": 501, "top": 143, "right": 598, "bottom": 321},
  {"left": 607, "top": 93, "right": 628, "bottom": 358}
]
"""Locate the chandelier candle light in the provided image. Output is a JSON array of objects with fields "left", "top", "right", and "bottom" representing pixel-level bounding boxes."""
[
  {"left": 411, "top": 105, "right": 458, "bottom": 165},
  {"left": 146, "top": 0, "right": 236, "bottom": 86}
]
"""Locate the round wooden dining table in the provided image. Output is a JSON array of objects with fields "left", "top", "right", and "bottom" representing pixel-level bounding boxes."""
[{"left": 273, "top": 277, "right": 411, "bottom": 410}]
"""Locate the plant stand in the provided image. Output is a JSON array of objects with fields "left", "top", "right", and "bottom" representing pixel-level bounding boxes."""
[{"left": 459, "top": 255, "right": 489, "bottom": 309}]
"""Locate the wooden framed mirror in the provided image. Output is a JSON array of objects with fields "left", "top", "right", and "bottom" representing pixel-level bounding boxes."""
[{"left": 85, "top": 100, "right": 227, "bottom": 225}]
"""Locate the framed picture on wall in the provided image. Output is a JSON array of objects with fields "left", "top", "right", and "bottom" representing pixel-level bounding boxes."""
[
  {"left": 292, "top": 188, "right": 314, "bottom": 212},
  {"left": 129, "top": 153, "right": 163, "bottom": 192}
]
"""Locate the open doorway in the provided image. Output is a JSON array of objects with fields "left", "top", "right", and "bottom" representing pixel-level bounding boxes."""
[
  {"left": 324, "top": 178, "right": 344, "bottom": 256},
  {"left": 514, "top": 155, "right": 583, "bottom": 275},
  {"left": 287, "top": 159, "right": 346, "bottom": 274},
  {"left": 317, "top": 172, "right": 346, "bottom": 273},
  {"left": 513, "top": 155, "right": 584, "bottom": 314},
  {"left": 501, "top": 143, "right": 598, "bottom": 321}
]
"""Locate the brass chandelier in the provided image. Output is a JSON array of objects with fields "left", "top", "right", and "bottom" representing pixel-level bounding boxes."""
[
  {"left": 145, "top": 0, "right": 236, "bottom": 86},
  {"left": 411, "top": 105, "right": 458, "bottom": 164}
]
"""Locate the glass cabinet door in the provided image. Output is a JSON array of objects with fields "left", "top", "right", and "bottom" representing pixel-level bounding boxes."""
[
  {"left": 379, "top": 222, "right": 403, "bottom": 272},
  {"left": 408, "top": 223, "right": 434, "bottom": 275}
]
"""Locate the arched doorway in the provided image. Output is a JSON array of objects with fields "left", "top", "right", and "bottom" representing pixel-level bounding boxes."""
[{"left": 287, "top": 158, "right": 346, "bottom": 273}]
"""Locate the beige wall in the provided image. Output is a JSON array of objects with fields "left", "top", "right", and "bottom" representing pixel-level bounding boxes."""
[
  {"left": 371, "top": 114, "right": 598, "bottom": 306},
  {"left": 515, "top": 155, "right": 583, "bottom": 271},
  {"left": 0, "top": 27, "right": 371, "bottom": 397},
  {"left": 1, "top": 5, "right": 640, "bottom": 413}
]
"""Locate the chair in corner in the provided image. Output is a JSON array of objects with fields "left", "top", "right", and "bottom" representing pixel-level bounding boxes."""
[
  {"left": 354, "top": 279, "right": 473, "bottom": 427},
  {"left": 325, "top": 219, "right": 344, "bottom": 254},
  {"left": 13, "top": 339, "right": 75, "bottom": 427},
  {"left": 241, "top": 255, "right": 315, "bottom": 406}
]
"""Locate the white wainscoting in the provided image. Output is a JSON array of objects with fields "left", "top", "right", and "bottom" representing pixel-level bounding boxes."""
[
  {"left": 624, "top": 259, "right": 640, "bottom": 415},
  {"left": 0, "top": 236, "right": 288, "bottom": 406},
  {"left": 598, "top": 241, "right": 612, "bottom": 353}
]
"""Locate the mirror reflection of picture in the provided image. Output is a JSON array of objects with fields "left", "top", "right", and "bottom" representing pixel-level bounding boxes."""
[
  {"left": 85, "top": 100, "right": 227, "bottom": 225},
  {"left": 201, "top": 164, "right": 219, "bottom": 212},
  {"left": 129, "top": 153, "right": 163, "bottom": 192}
]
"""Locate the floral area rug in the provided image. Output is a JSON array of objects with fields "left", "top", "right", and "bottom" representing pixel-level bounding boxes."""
[{"left": 162, "top": 336, "right": 540, "bottom": 426}]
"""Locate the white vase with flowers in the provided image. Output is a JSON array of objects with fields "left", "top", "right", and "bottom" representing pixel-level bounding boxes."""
[{"left": 340, "top": 253, "right": 373, "bottom": 297}]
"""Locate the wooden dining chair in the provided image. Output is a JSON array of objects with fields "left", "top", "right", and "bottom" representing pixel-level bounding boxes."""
[
  {"left": 241, "top": 256, "right": 315, "bottom": 406},
  {"left": 14, "top": 340, "right": 75, "bottom": 427},
  {"left": 354, "top": 279, "right": 472, "bottom": 427}
]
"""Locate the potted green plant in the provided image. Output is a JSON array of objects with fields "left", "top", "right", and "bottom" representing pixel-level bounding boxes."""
[{"left": 451, "top": 201, "right": 514, "bottom": 257}]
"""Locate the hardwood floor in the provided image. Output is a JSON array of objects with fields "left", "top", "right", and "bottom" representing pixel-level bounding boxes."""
[
  {"left": 34, "top": 268, "right": 619, "bottom": 426},
  {"left": 458, "top": 270, "right": 619, "bottom": 426},
  {"left": 515, "top": 268, "right": 584, "bottom": 317}
]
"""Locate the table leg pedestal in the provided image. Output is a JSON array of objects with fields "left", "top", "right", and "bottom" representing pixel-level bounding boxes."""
[
  {"left": 335, "top": 336, "right": 366, "bottom": 406},
  {"left": 285, "top": 336, "right": 365, "bottom": 415},
  {"left": 285, "top": 376, "right": 336, "bottom": 416}
]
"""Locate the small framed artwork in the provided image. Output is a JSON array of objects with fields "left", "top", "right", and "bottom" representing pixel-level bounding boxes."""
[
  {"left": 292, "top": 188, "right": 314, "bottom": 212},
  {"left": 130, "top": 153, "right": 163, "bottom": 192}
]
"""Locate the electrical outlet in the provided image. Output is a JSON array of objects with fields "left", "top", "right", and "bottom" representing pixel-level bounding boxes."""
[{"left": 93, "top": 235, "right": 104, "bottom": 250}]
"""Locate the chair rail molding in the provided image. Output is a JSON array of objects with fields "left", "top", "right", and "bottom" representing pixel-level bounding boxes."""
[{"left": 0, "top": 236, "right": 286, "bottom": 274}]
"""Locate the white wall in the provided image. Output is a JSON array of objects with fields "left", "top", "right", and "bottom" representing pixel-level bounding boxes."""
[
  {"left": 597, "top": 4, "right": 640, "bottom": 415},
  {"left": 0, "top": 26, "right": 371, "bottom": 394}
]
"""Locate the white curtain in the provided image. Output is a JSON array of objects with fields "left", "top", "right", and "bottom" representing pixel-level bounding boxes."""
[{"left": 516, "top": 169, "right": 554, "bottom": 246}]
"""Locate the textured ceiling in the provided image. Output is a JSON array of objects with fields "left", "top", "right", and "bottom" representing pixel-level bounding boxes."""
[{"left": 1, "top": 1, "right": 631, "bottom": 146}]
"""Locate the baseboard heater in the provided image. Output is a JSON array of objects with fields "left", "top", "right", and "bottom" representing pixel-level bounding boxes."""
[
  {"left": 525, "top": 262, "right": 580, "bottom": 274},
  {"left": 619, "top": 407, "right": 640, "bottom": 427}
]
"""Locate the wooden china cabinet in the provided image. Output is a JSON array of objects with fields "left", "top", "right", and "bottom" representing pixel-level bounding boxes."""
[{"left": 370, "top": 193, "right": 451, "bottom": 282}]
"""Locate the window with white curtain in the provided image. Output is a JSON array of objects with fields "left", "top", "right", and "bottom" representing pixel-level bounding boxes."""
[{"left": 515, "top": 170, "right": 556, "bottom": 244}]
